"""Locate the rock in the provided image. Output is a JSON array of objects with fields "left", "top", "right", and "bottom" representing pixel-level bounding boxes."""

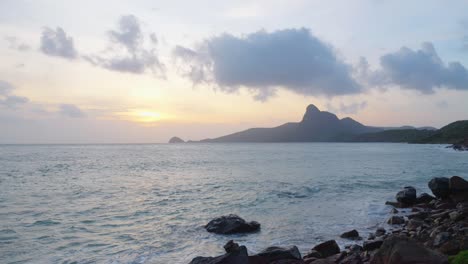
[
  {"left": 396, "top": 186, "right": 417, "bottom": 204},
  {"left": 224, "top": 240, "right": 239, "bottom": 253},
  {"left": 390, "top": 208, "right": 399, "bottom": 214},
  {"left": 449, "top": 211, "right": 462, "bottom": 221},
  {"left": 340, "top": 229, "right": 360, "bottom": 240},
  {"left": 438, "top": 240, "right": 460, "bottom": 255},
  {"left": 189, "top": 244, "right": 249, "bottom": 264},
  {"left": 254, "top": 246, "right": 302, "bottom": 262},
  {"left": 375, "top": 228, "right": 386, "bottom": 237},
  {"left": 428, "top": 177, "right": 450, "bottom": 199},
  {"left": 303, "top": 250, "right": 322, "bottom": 259},
  {"left": 406, "top": 219, "right": 424, "bottom": 231},
  {"left": 370, "top": 236, "right": 448, "bottom": 264},
  {"left": 363, "top": 240, "right": 383, "bottom": 251},
  {"left": 387, "top": 216, "right": 405, "bottom": 225},
  {"left": 312, "top": 240, "right": 340, "bottom": 258},
  {"left": 347, "top": 244, "right": 364, "bottom": 253},
  {"left": 168, "top": 136, "right": 185, "bottom": 143},
  {"left": 449, "top": 176, "right": 468, "bottom": 202},
  {"left": 416, "top": 193, "right": 436, "bottom": 204},
  {"left": 205, "top": 214, "right": 260, "bottom": 234},
  {"left": 340, "top": 253, "right": 363, "bottom": 264},
  {"left": 433, "top": 232, "right": 450, "bottom": 247}
]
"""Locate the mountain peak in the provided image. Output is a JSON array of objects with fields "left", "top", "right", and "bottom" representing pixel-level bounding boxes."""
[{"left": 302, "top": 104, "right": 321, "bottom": 122}]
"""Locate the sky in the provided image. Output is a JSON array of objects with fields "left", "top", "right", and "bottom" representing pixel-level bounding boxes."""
[{"left": 1, "top": 0, "right": 468, "bottom": 143}]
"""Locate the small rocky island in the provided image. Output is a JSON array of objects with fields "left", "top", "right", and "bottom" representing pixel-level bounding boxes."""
[
  {"left": 169, "top": 136, "right": 185, "bottom": 143},
  {"left": 190, "top": 175, "right": 468, "bottom": 264}
]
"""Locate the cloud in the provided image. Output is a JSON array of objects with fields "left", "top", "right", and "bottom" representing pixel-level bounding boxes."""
[
  {"left": 173, "top": 28, "right": 362, "bottom": 100},
  {"left": 363, "top": 42, "right": 468, "bottom": 93},
  {"left": 0, "top": 80, "right": 14, "bottom": 95},
  {"left": 40, "top": 27, "right": 77, "bottom": 59},
  {"left": 0, "top": 80, "right": 30, "bottom": 109},
  {"left": 59, "top": 104, "right": 86, "bottom": 118},
  {"left": 84, "top": 15, "right": 164, "bottom": 76},
  {"left": 326, "top": 101, "right": 368, "bottom": 114},
  {"left": 4, "top": 36, "right": 30, "bottom": 51}
]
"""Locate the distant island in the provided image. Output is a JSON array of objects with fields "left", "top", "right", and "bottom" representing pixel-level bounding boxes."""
[{"left": 169, "top": 104, "right": 467, "bottom": 145}]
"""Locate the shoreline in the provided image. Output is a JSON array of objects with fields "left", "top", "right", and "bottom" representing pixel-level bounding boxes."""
[{"left": 190, "top": 176, "right": 468, "bottom": 264}]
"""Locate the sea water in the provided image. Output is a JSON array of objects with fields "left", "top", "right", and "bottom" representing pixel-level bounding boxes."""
[{"left": 0, "top": 143, "right": 467, "bottom": 263}]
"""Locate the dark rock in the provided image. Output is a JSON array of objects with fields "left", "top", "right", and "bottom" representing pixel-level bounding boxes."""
[
  {"left": 168, "top": 136, "right": 185, "bottom": 143},
  {"left": 438, "top": 240, "right": 460, "bottom": 255},
  {"left": 387, "top": 216, "right": 405, "bottom": 225},
  {"left": 390, "top": 208, "right": 399, "bottom": 214},
  {"left": 312, "top": 240, "right": 340, "bottom": 258},
  {"left": 340, "top": 253, "right": 363, "bottom": 264},
  {"left": 406, "top": 219, "right": 424, "bottom": 231},
  {"left": 433, "top": 232, "right": 450, "bottom": 247},
  {"left": 370, "top": 236, "right": 448, "bottom": 264},
  {"left": 449, "top": 176, "right": 468, "bottom": 202},
  {"left": 428, "top": 177, "right": 450, "bottom": 199},
  {"left": 224, "top": 240, "right": 240, "bottom": 253},
  {"left": 375, "top": 227, "right": 386, "bottom": 237},
  {"left": 303, "top": 250, "right": 321, "bottom": 259},
  {"left": 340, "top": 229, "right": 360, "bottom": 239},
  {"left": 416, "top": 193, "right": 435, "bottom": 204},
  {"left": 347, "top": 244, "right": 364, "bottom": 253},
  {"left": 363, "top": 240, "right": 383, "bottom": 251},
  {"left": 205, "top": 214, "right": 260, "bottom": 234},
  {"left": 189, "top": 245, "right": 248, "bottom": 264},
  {"left": 396, "top": 186, "right": 417, "bottom": 205},
  {"left": 254, "top": 246, "right": 302, "bottom": 262}
]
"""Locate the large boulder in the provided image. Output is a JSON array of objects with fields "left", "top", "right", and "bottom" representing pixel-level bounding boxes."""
[
  {"left": 396, "top": 186, "right": 417, "bottom": 204},
  {"left": 252, "top": 246, "right": 302, "bottom": 262},
  {"left": 189, "top": 242, "right": 249, "bottom": 264},
  {"left": 449, "top": 176, "right": 468, "bottom": 202},
  {"left": 428, "top": 177, "right": 450, "bottom": 199},
  {"left": 205, "top": 214, "right": 260, "bottom": 234},
  {"left": 370, "top": 236, "right": 448, "bottom": 264},
  {"left": 312, "top": 240, "right": 340, "bottom": 258},
  {"left": 340, "top": 229, "right": 361, "bottom": 240}
]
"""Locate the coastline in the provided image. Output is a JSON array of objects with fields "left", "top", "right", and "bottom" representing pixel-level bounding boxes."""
[{"left": 190, "top": 176, "right": 468, "bottom": 264}]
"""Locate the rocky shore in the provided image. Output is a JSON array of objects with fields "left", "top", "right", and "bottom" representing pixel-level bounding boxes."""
[{"left": 189, "top": 175, "right": 468, "bottom": 264}]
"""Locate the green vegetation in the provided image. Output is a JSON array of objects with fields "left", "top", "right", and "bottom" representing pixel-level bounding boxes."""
[
  {"left": 348, "top": 129, "right": 437, "bottom": 143},
  {"left": 413, "top": 120, "right": 468, "bottom": 144},
  {"left": 449, "top": 250, "right": 468, "bottom": 264}
]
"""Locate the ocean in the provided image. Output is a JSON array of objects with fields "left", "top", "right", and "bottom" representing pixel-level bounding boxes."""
[{"left": 0, "top": 143, "right": 467, "bottom": 263}]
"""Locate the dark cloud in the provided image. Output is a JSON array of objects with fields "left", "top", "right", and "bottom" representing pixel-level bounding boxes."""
[
  {"left": 364, "top": 42, "right": 468, "bottom": 93},
  {"left": 59, "top": 104, "right": 85, "bottom": 118},
  {"left": 173, "top": 28, "right": 362, "bottom": 100},
  {"left": 40, "top": 27, "right": 77, "bottom": 59},
  {"left": 4, "top": 36, "right": 30, "bottom": 51},
  {"left": 84, "top": 15, "right": 164, "bottom": 76}
]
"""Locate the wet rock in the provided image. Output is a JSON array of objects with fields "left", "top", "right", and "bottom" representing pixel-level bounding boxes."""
[
  {"left": 224, "top": 240, "right": 239, "bottom": 253},
  {"left": 303, "top": 250, "right": 321, "bottom": 259},
  {"left": 433, "top": 232, "right": 450, "bottom": 247},
  {"left": 375, "top": 227, "right": 386, "bottom": 237},
  {"left": 189, "top": 244, "right": 248, "bottom": 264},
  {"left": 363, "top": 240, "right": 383, "bottom": 251},
  {"left": 370, "top": 236, "right": 448, "bottom": 264},
  {"left": 312, "top": 240, "right": 340, "bottom": 258},
  {"left": 449, "top": 211, "right": 462, "bottom": 221},
  {"left": 428, "top": 177, "right": 450, "bottom": 199},
  {"left": 205, "top": 214, "right": 260, "bottom": 234},
  {"left": 347, "top": 244, "right": 364, "bottom": 253},
  {"left": 340, "top": 253, "right": 363, "bottom": 264},
  {"left": 406, "top": 219, "right": 424, "bottom": 231},
  {"left": 387, "top": 216, "right": 405, "bottom": 225},
  {"left": 449, "top": 176, "right": 468, "bottom": 202},
  {"left": 390, "top": 208, "right": 398, "bottom": 214},
  {"left": 340, "top": 229, "right": 360, "bottom": 240},
  {"left": 254, "top": 246, "right": 302, "bottom": 262},
  {"left": 396, "top": 186, "right": 417, "bottom": 205},
  {"left": 416, "top": 193, "right": 436, "bottom": 204}
]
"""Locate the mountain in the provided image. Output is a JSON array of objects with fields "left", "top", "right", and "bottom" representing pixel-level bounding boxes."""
[
  {"left": 342, "top": 129, "right": 437, "bottom": 143},
  {"left": 412, "top": 120, "right": 468, "bottom": 144},
  {"left": 169, "top": 136, "right": 185, "bottom": 143},
  {"left": 198, "top": 104, "right": 381, "bottom": 143}
]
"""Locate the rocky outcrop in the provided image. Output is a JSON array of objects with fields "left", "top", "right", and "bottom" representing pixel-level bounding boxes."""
[
  {"left": 395, "top": 186, "right": 417, "bottom": 205},
  {"left": 168, "top": 136, "right": 185, "bottom": 143},
  {"left": 429, "top": 177, "right": 450, "bottom": 199},
  {"left": 189, "top": 240, "right": 248, "bottom": 264},
  {"left": 253, "top": 246, "right": 302, "bottom": 262},
  {"left": 370, "top": 236, "right": 448, "bottom": 264},
  {"left": 340, "top": 230, "right": 360, "bottom": 240},
  {"left": 311, "top": 240, "right": 340, "bottom": 258},
  {"left": 204, "top": 214, "right": 260, "bottom": 234}
]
